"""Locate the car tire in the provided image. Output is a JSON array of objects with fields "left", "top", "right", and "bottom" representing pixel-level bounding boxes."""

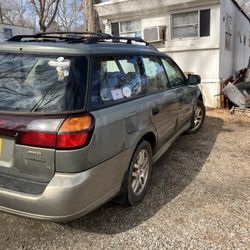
[
  {"left": 187, "top": 100, "right": 206, "bottom": 134},
  {"left": 117, "top": 140, "right": 153, "bottom": 206}
]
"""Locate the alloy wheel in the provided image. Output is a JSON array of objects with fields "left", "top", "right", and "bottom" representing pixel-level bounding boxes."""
[{"left": 131, "top": 149, "right": 150, "bottom": 196}]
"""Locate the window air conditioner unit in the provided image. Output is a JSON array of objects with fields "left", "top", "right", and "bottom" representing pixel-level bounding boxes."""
[{"left": 143, "top": 26, "right": 166, "bottom": 43}]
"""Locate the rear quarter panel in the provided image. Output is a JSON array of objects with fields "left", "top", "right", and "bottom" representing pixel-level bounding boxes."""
[{"left": 55, "top": 96, "right": 157, "bottom": 173}]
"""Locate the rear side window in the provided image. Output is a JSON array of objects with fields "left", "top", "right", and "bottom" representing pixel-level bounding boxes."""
[
  {"left": 0, "top": 53, "right": 88, "bottom": 112},
  {"left": 161, "top": 58, "right": 186, "bottom": 88},
  {"left": 141, "top": 56, "right": 168, "bottom": 93},
  {"left": 90, "top": 56, "right": 146, "bottom": 108}
]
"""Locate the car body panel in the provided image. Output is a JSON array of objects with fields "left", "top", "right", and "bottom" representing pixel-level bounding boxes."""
[
  {"left": 56, "top": 94, "right": 158, "bottom": 173},
  {"left": 175, "top": 85, "right": 197, "bottom": 130},
  {"left": 149, "top": 89, "right": 179, "bottom": 149},
  {"left": 0, "top": 147, "right": 134, "bottom": 221},
  {"left": 0, "top": 38, "right": 202, "bottom": 221},
  {"left": 0, "top": 114, "right": 63, "bottom": 183}
]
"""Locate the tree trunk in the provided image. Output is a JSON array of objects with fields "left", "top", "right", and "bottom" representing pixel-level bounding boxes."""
[
  {"left": 83, "top": 0, "right": 101, "bottom": 32},
  {"left": 0, "top": 4, "right": 4, "bottom": 23},
  {"left": 39, "top": 21, "right": 46, "bottom": 32}
]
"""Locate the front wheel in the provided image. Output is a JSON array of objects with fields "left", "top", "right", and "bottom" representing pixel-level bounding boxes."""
[{"left": 187, "top": 100, "right": 206, "bottom": 134}]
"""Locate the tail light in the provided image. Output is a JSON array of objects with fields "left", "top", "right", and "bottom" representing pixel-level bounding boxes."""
[
  {"left": 56, "top": 116, "right": 93, "bottom": 149},
  {"left": 16, "top": 114, "right": 94, "bottom": 150},
  {"left": 18, "top": 132, "right": 56, "bottom": 148}
]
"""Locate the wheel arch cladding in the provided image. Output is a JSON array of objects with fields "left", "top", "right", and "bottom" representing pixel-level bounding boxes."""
[{"left": 139, "top": 132, "right": 157, "bottom": 154}]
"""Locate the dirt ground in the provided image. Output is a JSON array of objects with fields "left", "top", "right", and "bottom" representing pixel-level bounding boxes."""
[{"left": 0, "top": 109, "right": 249, "bottom": 250}]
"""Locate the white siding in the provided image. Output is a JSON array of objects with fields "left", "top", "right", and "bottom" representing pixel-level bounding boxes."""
[
  {"left": 142, "top": 5, "right": 221, "bottom": 108},
  {"left": 167, "top": 50, "right": 220, "bottom": 108},
  {"left": 96, "top": 0, "right": 250, "bottom": 108},
  {"left": 0, "top": 24, "right": 33, "bottom": 41},
  {"left": 219, "top": 0, "right": 250, "bottom": 80}
]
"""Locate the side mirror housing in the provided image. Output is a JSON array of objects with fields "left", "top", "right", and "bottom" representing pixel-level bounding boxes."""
[{"left": 187, "top": 74, "right": 201, "bottom": 85}]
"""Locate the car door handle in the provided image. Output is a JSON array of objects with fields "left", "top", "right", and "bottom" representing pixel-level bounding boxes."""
[{"left": 152, "top": 106, "right": 160, "bottom": 116}]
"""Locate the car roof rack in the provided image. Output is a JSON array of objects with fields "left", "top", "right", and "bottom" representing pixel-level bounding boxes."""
[
  {"left": 112, "top": 36, "right": 149, "bottom": 46},
  {"left": 8, "top": 32, "right": 112, "bottom": 42},
  {"left": 69, "top": 35, "right": 150, "bottom": 45},
  {"left": 7, "top": 32, "right": 156, "bottom": 49}
]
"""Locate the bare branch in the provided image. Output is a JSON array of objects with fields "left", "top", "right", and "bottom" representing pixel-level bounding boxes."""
[
  {"left": 0, "top": 0, "right": 34, "bottom": 27},
  {"left": 29, "top": 0, "right": 61, "bottom": 32},
  {"left": 56, "top": 0, "right": 83, "bottom": 31}
]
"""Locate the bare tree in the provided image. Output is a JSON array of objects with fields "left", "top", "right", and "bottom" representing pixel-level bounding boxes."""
[
  {"left": 0, "top": 0, "right": 33, "bottom": 27},
  {"left": 29, "top": 0, "right": 61, "bottom": 32},
  {"left": 83, "top": 0, "right": 101, "bottom": 32},
  {"left": 57, "top": 0, "right": 83, "bottom": 31}
]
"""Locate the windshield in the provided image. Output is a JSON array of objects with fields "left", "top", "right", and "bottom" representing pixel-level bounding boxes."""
[{"left": 0, "top": 53, "right": 88, "bottom": 112}]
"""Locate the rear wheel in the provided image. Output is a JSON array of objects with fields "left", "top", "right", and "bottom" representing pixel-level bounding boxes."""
[
  {"left": 187, "top": 100, "right": 206, "bottom": 134},
  {"left": 118, "top": 140, "right": 153, "bottom": 205}
]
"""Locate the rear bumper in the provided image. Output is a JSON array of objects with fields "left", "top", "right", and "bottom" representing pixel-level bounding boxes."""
[{"left": 0, "top": 147, "right": 134, "bottom": 222}]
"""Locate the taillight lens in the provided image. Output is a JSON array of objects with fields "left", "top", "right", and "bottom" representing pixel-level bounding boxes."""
[
  {"left": 17, "top": 132, "right": 56, "bottom": 148},
  {"left": 59, "top": 116, "right": 92, "bottom": 133},
  {"left": 16, "top": 114, "right": 94, "bottom": 150},
  {"left": 56, "top": 116, "right": 93, "bottom": 149},
  {"left": 56, "top": 133, "right": 88, "bottom": 149}
]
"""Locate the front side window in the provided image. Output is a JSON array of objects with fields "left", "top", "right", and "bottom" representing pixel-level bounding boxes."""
[
  {"left": 90, "top": 56, "right": 145, "bottom": 108},
  {"left": 161, "top": 58, "right": 186, "bottom": 88},
  {"left": 0, "top": 53, "right": 88, "bottom": 112},
  {"left": 141, "top": 56, "right": 168, "bottom": 93}
]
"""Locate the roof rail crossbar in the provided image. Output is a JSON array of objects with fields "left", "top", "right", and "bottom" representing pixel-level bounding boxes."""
[
  {"left": 36, "top": 31, "right": 110, "bottom": 36},
  {"left": 83, "top": 36, "right": 150, "bottom": 46},
  {"left": 8, "top": 35, "right": 76, "bottom": 42},
  {"left": 74, "top": 35, "right": 150, "bottom": 46},
  {"left": 8, "top": 32, "right": 112, "bottom": 42},
  {"left": 8, "top": 35, "right": 39, "bottom": 42},
  {"left": 36, "top": 32, "right": 112, "bottom": 38},
  {"left": 68, "top": 33, "right": 113, "bottom": 44},
  {"left": 112, "top": 36, "right": 149, "bottom": 46}
]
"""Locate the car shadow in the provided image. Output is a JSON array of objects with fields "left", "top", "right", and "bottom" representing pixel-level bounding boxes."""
[{"left": 65, "top": 116, "right": 224, "bottom": 234}]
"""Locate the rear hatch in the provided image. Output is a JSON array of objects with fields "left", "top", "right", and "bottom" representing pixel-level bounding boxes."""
[{"left": 0, "top": 52, "right": 88, "bottom": 183}]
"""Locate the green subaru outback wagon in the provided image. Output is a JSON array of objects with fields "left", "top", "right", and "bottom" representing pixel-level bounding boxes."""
[{"left": 0, "top": 32, "right": 205, "bottom": 221}]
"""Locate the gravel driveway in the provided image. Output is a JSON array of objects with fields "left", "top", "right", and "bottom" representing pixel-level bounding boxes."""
[{"left": 0, "top": 110, "right": 249, "bottom": 250}]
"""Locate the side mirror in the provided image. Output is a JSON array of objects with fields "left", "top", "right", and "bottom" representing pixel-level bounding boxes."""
[{"left": 187, "top": 74, "right": 201, "bottom": 85}]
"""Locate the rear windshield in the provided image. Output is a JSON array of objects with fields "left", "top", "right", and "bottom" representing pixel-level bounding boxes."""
[{"left": 0, "top": 53, "right": 88, "bottom": 112}]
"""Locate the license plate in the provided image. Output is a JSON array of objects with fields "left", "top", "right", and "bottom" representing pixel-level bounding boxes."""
[{"left": 0, "top": 138, "right": 2, "bottom": 160}]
